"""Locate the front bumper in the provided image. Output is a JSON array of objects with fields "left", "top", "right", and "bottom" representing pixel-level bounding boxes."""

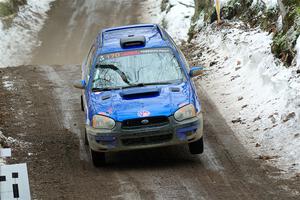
[{"left": 86, "top": 113, "right": 203, "bottom": 152}]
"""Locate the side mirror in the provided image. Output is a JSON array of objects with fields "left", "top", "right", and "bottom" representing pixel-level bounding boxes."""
[
  {"left": 73, "top": 80, "right": 86, "bottom": 89},
  {"left": 189, "top": 66, "right": 204, "bottom": 78}
]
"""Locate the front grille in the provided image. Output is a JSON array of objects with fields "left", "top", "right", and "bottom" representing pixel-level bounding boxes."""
[
  {"left": 121, "top": 116, "right": 169, "bottom": 129},
  {"left": 121, "top": 134, "right": 173, "bottom": 146}
]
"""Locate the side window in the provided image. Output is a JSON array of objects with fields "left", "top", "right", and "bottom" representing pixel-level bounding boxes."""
[
  {"left": 177, "top": 48, "right": 190, "bottom": 69},
  {"left": 163, "top": 30, "right": 189, "bottom": 69},
  {"left": 85, "top": 45, "right": 96, "bottom": 81}
]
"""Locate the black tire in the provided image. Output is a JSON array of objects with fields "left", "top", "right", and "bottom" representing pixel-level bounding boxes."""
[
  {"left": 84, "top": 128, "right": 89, "bottom": 145},
  {"left": 81, "top": 95, "right": 84, "bottom": 111},
  {"left": 91, "top": 149, "right": 106, "bottom": 167},
  {"left": 189, "top": 137, "right": 204, "bottom": 154}
]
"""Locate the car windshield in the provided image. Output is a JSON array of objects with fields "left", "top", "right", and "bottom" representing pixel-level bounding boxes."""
[{"left": 92, "top": 48, "right": 185, "bottom": 91}]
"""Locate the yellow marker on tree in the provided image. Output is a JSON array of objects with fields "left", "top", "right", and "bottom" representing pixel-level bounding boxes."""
[{"left": 215, "top": 0, "right": 221, "bottom": 24}]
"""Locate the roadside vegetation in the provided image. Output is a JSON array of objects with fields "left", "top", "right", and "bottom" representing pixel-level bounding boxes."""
[
  {"left": 190, "top": 0, "right": 300, "bottom": 66},
  {"left": 272, "top": 0, "right": 300, "bottom": 66},
  {"left": 0, "top": 0, "right": 26, "bottom": 18}
]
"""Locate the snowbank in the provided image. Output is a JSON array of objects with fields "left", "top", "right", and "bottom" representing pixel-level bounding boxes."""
[
  {"left": 218, "top": 0, "right": 230, "bottom": 7},
  {"left": 192, "top": 23, "right": 300, "bottom": 176},
  {"left": 141, "top": 0, "right": 194, "bottom": 42},
  {"left": 261, "top": 0, "right": 278, "bottom": 8},
  {"left": 296, "top": 36, "right": 300, "bottom": 68},
  {"left": 0, "top": 131, "right": 4, "bottom": 165},
  {"left": 219, "top": 0, "right": 277, "bottom": 8},
  {"left": 0, "top": 0, "right": 55, "bottom": 67},
  {"left": 0, "top": 129, "right": 31, "bottom": 165}
]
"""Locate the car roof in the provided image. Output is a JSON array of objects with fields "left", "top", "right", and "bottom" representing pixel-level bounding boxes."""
[{"left": 95, "top": 24, "right": 173, "bottom": 55}]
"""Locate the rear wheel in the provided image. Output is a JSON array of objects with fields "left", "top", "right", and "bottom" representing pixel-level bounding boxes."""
[
  {"left": 90, "top": 149, "right": 106, "bottom": 167},
  {"left": 189, "top": 137, "right": 204, "bottom": 154}
]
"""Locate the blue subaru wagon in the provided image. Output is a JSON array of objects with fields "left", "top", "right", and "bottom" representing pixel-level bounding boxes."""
[{"left": 73, "top": 24, "right": 204, "bottom": 166}]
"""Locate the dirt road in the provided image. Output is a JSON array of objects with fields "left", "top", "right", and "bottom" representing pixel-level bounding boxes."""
[
  {"left": 0, "top": 0, "right": 300, "bottom": 199},
  {"left": 31, "top": 0, "right": 141, "bottom": 65},
  {"left": 1, "top": 64, "right": 299, "bottom": 199}
]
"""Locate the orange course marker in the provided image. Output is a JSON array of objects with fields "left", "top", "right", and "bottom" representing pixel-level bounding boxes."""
[{"left": 215, "top": 0, "right": 221, "bottom": 24}]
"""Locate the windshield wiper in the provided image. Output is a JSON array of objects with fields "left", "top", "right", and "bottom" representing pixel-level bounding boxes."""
[
  {"left": 121, "top": 81, "right": 175, "bottom": 89},
  {"left": 96, "top": 64, "right": 131, "bottom": 85},
  {"left": 92, "top": 87, "right": 121, "bottom": 92}
]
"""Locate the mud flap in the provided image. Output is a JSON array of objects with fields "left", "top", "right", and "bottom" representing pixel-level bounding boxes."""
[{"left": 81, "top": 95, "right": 84, "bottom": 111}]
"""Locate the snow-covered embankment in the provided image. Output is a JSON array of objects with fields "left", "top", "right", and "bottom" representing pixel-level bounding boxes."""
[
  {"left": 0, "top": 0, "right": 55, "bottom": 67},
  {"left": 192, "top": 23, "right": 300, "bottom": 176},
  {"left": 141, "top": 0, "right": 195, "bottom": 42}
]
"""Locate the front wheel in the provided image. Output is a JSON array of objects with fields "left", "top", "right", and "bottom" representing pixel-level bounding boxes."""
[
  {"left": 188, "top": 137, "right": 204, "bottom": 154},
  {"left": 90, "top": 149, "right": 106, "bottom": 167}
]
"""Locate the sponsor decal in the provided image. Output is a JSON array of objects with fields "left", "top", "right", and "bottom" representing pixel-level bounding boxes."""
[
  {"left": 138, "top": 110, "right": 150, "bottom": 117},
  {"left": 99, "top": 48, "right": 171, "bottom": 61},
  {"left": 105, "top": 52, "right": 121, "bottom": 59},
  {"left": 120, "top": 51, "right": 140, "bottom": 57},
  {"left": 140, "top": 49, "right": 170, "bottom": 54}
]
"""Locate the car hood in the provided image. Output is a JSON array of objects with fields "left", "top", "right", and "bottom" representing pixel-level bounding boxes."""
[{"left": 88, "top": 82, "right": 192, "bottom": 122}]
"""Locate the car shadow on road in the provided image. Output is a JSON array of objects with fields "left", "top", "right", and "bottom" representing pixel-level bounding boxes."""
[{"left": 91, "top": 145, "right": 205, "bottom": 171}]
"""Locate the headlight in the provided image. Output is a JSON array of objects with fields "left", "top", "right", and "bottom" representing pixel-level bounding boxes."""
[
  {"left": 174, "top": 104, "right": 196, "bottom": 121},
  {"left": 92, "top": 115, "right": 115, "bottom": 129}
]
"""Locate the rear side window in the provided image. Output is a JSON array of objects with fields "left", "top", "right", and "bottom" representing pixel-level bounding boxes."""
[{"left": 164, "top": 30, "right": 189, "bottom": 69}]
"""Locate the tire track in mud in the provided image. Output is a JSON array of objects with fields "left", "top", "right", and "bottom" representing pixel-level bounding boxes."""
[
  {"left": 0, "top": 66, "right": 122, "bottom": 199},
  {"left": 40, "top": 65, "right": 89, "bottom": 161}
]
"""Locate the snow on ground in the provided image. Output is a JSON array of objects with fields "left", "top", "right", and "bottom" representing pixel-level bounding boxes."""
[
  {"left": 260, "top": 0, "right": 278, "bottom": 8},
  {"left": 191, "top": 22, "right": 300, "bottom": 176},
  {"left": 0, "top": 130, "right": 31, "bottom": 165},
  {"left": 0, "top": 0, "right": 55, "bottom": 67},
  {"left": 2, "top": 75, "right": 15, "bottom": 91},
  {"left": 218, "top": 0, "right": 230, "bottom": 7},
  {"left": 216, "top": 0, "right": 277, "bottom": 9},
  {"left": 140, "top": 0, "right": 277, "bottom": 42},
  {"left": 144, "top": 0, "right": 299, "bottom": 176},
  {"left": 0, "top": 131, "right": 5, "bottom": 165},
  {"left": 296, "top": 36, "right": 300, "bottom": 69},
  {"left": 141, "top": 0, "right": 194, "bottom": 42}
]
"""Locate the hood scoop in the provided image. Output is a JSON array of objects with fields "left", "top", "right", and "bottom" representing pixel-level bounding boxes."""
[
  {"left": 101, "top": 94, "right": 112, "bottom": 101},
  {"left": 169, "top": 87, "right": 181, "bottom": 92},
  {"left": 120, "top": 87, "right": 161, "bottom": 100}
]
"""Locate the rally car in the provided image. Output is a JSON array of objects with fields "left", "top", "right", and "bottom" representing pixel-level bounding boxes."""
[{"left": 73, "top": 24, "right": 204, "bottom": 166}]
